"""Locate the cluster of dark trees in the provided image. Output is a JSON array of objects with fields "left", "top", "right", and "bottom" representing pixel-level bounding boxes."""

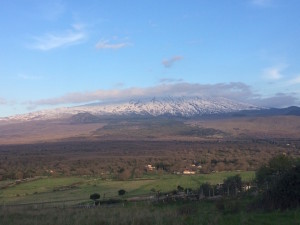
[
  {"left": 255, "top": 155, "right": 300, "bottom": 210},
  {"left": 197, "top": 155, "right": 300, "bottom": 210},
  {"left": 153, "top": 175, "right": 243, "bottom": 202},
  {"left": 154, "top": 155, "right": 300, "bottom": 211},
  {"left": 198, "top": 175, "right": 243, "bottom": 197}
]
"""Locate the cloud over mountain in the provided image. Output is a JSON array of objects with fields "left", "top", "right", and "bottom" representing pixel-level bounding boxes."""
[{"left": 26, "top": 82, "right": 299, "bottom": 109}]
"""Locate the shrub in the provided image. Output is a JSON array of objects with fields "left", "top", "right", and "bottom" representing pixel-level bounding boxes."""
[
  {"left": 256, "top": 155, "right": 293, "bottom": 190},
  {"left": 261, "top": 164, "right": 300, "bottom": 210},
  {"left": 223, "top": 175, "right": 242, "bottom": 196},
  {"left": 255, "top": 155, "right": 300, "bottom": 210},
  {"left": 118, "top": 189, "right": 126, "bottom": 196},
  {"left": 90, "top": 193, "right": 100, "bottom": 202}
]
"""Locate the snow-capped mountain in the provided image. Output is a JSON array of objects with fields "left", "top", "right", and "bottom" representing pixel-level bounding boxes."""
[{"left": 2, "top": 96, "right": 261, "bottom": 122}]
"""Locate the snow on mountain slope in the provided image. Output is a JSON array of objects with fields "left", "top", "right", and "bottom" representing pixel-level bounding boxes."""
[{"left": 2, "top": 96, "right": 261, "bottom": 122}]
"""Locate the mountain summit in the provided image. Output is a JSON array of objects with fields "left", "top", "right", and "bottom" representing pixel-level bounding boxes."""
[{"left": 3, "top": 96, "right": 260, "bottom": 122}]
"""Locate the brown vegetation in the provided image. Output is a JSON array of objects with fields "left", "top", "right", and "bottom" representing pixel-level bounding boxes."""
[
  {"left": 0, "top": 139, "right": 299, "bottom": 181},
  {"left": 1, "top": 116, "right": 300, "bottom": 181},
  {"left": 193, "top": 116, "right": 300, "bottom": 139}
]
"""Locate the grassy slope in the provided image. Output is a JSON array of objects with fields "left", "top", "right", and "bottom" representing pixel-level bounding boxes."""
[
  {"left": 0, "top": 171, "right": 254, "bottom": 205},
  {"left": 1, "top": 172, "right": 299, "bottom": 225}
]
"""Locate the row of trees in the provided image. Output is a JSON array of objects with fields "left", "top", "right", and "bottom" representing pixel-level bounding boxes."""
[
  {"left": 86, "top": 155, "right": 299, "bottom": 211},
  {"left": 89, "top": 189, "right": 126, "bottom": 205},
  {"left": 197, "top": 155, "right": 300, "bottom": 210},
  {"left": 159, "top": 155, "right": 300, "bottom": 210}
]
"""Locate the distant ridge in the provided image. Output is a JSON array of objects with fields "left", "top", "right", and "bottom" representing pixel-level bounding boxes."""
[{"left": 228, "top": 106, "right": 300, "bottom": 118}]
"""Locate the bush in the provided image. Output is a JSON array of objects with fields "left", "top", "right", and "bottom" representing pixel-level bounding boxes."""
[
  {"left": 222, "top": 175, "right": 242, "bottom": 196},
  {"left": 255, "top": 155, "right": 300, "bottom": 210},
  {"left": 199, "top": 183, "right": 212, "bottom": 197},
  {"left": 261, "top": 164, "right": 300, "bottom": 210},
  {"left": 256, "top": 155, "right": 293, "bottom": 190},
  {"left": 118, "top": 189, "right": 126, "bottom": 196},
  {"left": 90, "top": 193, "right": 100, "bottom": 201}
]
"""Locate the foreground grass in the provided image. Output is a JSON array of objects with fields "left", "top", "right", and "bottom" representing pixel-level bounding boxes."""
[
  {"left": 0, "top": 171, "right": 254, "bottom": 205},
  {"left": 0, "top": 200, "right": 299, "bottom": 225}
]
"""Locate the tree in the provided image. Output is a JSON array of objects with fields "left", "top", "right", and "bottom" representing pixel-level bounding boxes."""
[
  {"left": 118, "top": 189, "right": 126, "bottom": 196},
  {"left": 199, "top": 183, "right": 212, "bottom": 197},
  {"left": 257, "top": 157, "right": 300, "bottom": 210},
  {"left": 263, "top": 164, "right": 300, "bottom": 210},
  {"left": 223, "top": 175, "right": 242, "bottom": 196},
  {"left": 90, "top": 193, "right": 100, "bottom": 205},
  {"left": 256, "top": 155, "right": 293, "bottom": 190}
]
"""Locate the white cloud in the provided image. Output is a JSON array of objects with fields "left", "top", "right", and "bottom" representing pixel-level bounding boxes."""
[
  {"left": 26, "top": 82, "right": 299, "bottom": 109},
  {"left": 26, "top": 82, "right": 253, "bottom": 106},
  {"left": 30, "top": 25, "right": 86, "bottom": 51},
  {"left": 162, "top": 56, "right": 183, "bottom": 68},
  {"left": 95, "top": 39, "right": 130, "bottom": 50},
  {"left": 263, "top": 64, "right": 288, "bottom": 80}
]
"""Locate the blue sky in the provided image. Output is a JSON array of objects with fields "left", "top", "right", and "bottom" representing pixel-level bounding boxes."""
[{"left": 1, "top": 0, "right": 300, "bottom": 117}]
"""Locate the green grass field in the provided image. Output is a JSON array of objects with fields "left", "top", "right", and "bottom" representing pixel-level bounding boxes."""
[
  {"left": 1, "top": 171, "right": 299, "bottom": 225},
  {"left": 0, "top": 171, "right": 254, "bottom": 205}
]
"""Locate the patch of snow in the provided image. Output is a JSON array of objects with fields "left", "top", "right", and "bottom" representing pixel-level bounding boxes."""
[{"left": 2, "top": 96, "right": 261, "bottom": 122}]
